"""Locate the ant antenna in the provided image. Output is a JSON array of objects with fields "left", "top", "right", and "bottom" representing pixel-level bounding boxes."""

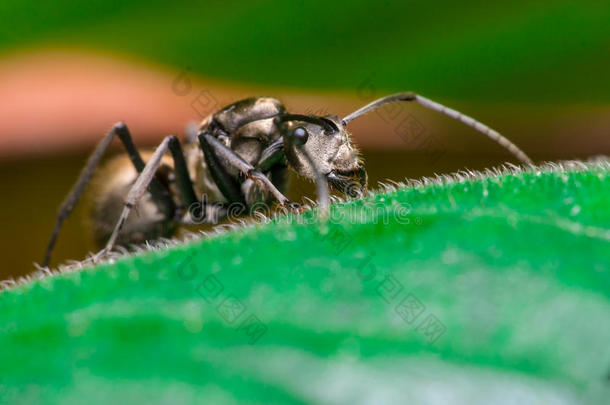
[
  {"left": 343, "top": 93, "right": 532, "bottom": 164},
  {"left": 277, "top": 114, "right": 336, "bottom": 133}
]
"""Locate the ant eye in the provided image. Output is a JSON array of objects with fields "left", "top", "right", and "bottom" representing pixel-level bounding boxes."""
[{"left": 292, "top": 127, "right": 309, "bottom": 145}]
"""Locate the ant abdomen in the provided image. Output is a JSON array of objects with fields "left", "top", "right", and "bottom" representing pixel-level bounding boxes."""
[{"left": 87, "top": 154, "right": 177, "bottom": 249}]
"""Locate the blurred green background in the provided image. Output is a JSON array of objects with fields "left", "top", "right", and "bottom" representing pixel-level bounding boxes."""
[
  {"left": 2, "top": 0, "right": 610, "bottom": 101},
  {"left": 0, "top": 0, "right": 609, "bottom": 279}
]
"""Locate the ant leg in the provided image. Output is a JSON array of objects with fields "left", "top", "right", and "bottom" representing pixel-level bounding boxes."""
[
  {"left": 197, "top": 132, "right": 292, "bottom": 207},
  {"left": 93, "top": 135, "right": 192, "bottom": 263},
  {"left": 256, "top": 139, "right": 285, "bottom": 172},
  {"left": 42, "top": 122, "right": 168, "bottom": 267},
  {"left": 342, "top": 92, "right": 532, "bottom": 164},
  {"left": 197, "top": 130, "right": 246, "bottom": 205},
  {"left": 166, "top": 136, "right": 201, "bottom": 219},
  {"left": 255, "top": 139, "right": 294, "bottom": 209}
]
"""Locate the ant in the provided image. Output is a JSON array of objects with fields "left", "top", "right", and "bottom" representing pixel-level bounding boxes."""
[{"left": 42, "top": 93, "right": 531, "bottom": 266}]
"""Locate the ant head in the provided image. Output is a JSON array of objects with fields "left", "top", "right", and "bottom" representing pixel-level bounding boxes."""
[{"left": 274, "top": 114, "right": 367, "bottom": 197}]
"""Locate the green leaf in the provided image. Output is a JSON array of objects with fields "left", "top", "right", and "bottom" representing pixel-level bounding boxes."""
[{"left": 1, "top": 161, "right": 609, "bottom": 404}]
